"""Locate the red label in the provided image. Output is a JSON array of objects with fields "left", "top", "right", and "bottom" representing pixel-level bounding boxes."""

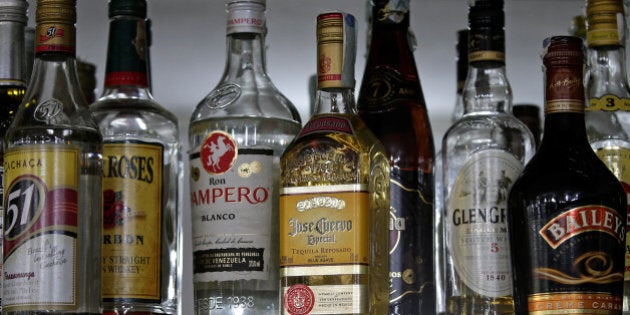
[
  {"left": 200, "top": 131, "right": 237, "bottom": 175},
  {"left": 298, "top": 116, "right": 353, "bottom": 138},
  {"left": 284, "top": 284, "right": 315, "bottom": 315},
  {"left": 104, "top": 71, "right": 148, "bottom": 87}
]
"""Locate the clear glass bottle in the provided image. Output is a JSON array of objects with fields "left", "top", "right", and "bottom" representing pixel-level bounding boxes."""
[
  {"left": 2, "top": 0, "right": 102, "bottom": 313},
  {"left": 279, "top": 12, "right": 390, "bottom": 315},
  {"left": 0, "top": 0, "right": 28, "bottom": 312},
  {"left": 90, "top": 0, "right": 180, "bottom": 313},
  {"left": 357, "top": 1, "right": 435, "bottom": 313},
  {"left": 188, "top": 0, "right": 301, "bottom": 314},
  {"left": 584, "top": 1, "right": 630, "bottom": 313},
  {"left": 435, "top": 29, "right": 468, "bottom": 315},
  {"left": 441, "top": 0, "right": 536, "bottom": 314},
  {"left": 509, "top": 35, "right": 626, "bottom": 314}
]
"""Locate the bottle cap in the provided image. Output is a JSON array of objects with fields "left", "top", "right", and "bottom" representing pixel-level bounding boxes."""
[
  {"left": 542, "top": 36, "right": 584, "bottom": 114},
  {"left": 36, "top": 0, "right": 76, "bottom": 25},
  {"left": 586, "top": 0, "right": 625, "bottom": 46},
  {"left": 0, "top": 0, "right": 28, "bottom": 24},
  {"left": 109, "top": 0, "right": 147, "bottom": 19},
  {"left": 226, "top": 0, "right": 266, "bottom": 35},
  {"left": 35, "top": 0, "right": 76, "bottom": 55},
  {"left": 469, "top": 0, "right": 504, "bottom": 30},
  {"left": 316, "top": 11, "right": 356, "bottom": 89},
  {"left": 468, "top": 0, "right": 505, "bottom": 62},
  {"left": 543, "top": 36, "right": 584, "bottom": 67}
]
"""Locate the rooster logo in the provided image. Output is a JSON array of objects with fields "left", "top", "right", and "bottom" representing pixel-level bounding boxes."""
[{"left": 200, "top": 131, "right": 237, "bottom": 175}]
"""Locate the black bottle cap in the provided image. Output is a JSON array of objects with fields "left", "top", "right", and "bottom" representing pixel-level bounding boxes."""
[
  {"left": 109, "top": 0, "right": 146, "bottom": 19},
  {"left": 469, "top": 0, "right": 504, "bottom": 29}
]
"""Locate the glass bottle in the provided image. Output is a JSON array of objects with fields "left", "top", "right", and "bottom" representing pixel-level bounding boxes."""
[
  {"left": 435, "top": 29, "right": 468, "bottom": 315},
  {"left": 584, "top": 1, "right": 630, "bottom": 313},
  {"left": 441, "top": 0, "right": 536, "bottom": 314},
  {"left": 90, "top": 0, "right": 180, "bottom": 313},
  {"left": 0, "top": 0, "right": 28, "bottom": 312},
  {"left": 188, "top": 0, "right": 301, "bottom": 314},
  {"left": 508, "top": 35, "right": 626, "bottom": 314},
  {"left": 356, "top": 1, "right": 435, "bottom": 314},
  {"left": 513, "top": 103, "right": 542, "bottom": 148},
  {"left": 279, "top": 12, "right": 390, "bottom": 315},
  {"left": 2, "top": 0, "right": 102, "bottom": 313}
]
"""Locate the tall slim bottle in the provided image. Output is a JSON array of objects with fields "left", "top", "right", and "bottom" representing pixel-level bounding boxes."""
[
  {"left": 584, "top": 1, "right": 630, "bottom": 312},
  {"left": 188, "top": 0, "right": 301, "bottom": 314},
  {"left": 441, "top": 0, "right": 536, "bottom": 313},
  {"left": 279, "top": 12, "right": 390, "bottom": 315},
  {"left": 509, "top": 35, "right": 626, "bottom": 314},
  {"left": 0, "top": 0, "right": 28, "bottom": 312},
  {"left": 90, "top": 0, "right": 180, "bottom": 313},
  {"left": 2, "top": 0, "right": 102, "bottom": 313},
  {"left": 357, "top": 1, "right": 435, "bottom": 313}
]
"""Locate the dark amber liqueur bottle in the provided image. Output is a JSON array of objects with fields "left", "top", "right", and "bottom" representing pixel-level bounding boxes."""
[
  {"left": 357, "top": 0, "right": 435, "bottom": 314},
  {"left": 508, "top": 36, "right": 627, "bottom": 314}
]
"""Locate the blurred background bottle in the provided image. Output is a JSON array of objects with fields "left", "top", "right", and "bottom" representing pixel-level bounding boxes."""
[
  {"left": 90, "top": 0, "right": 180, "bottom": 313},
  {"left": 441, "top": 0, "right": 536, "bottom": 314},
  {"left": 513, "top": 103, "right": 542, "bottom": 147},
  {"left": 3, "top": 0, "right": 102, "bottom": 313},
  {"left": 357, "top": 0, "right": 435, "bottom": 313},
  {"left": 188, "top": 0, "right": 301, "bottom": 314}
]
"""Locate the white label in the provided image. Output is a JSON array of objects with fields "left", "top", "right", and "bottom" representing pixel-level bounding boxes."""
[
  {"left": 282, "top": 284, "right": 366, "bottom": 315},
  {"left": 190, "top": 132, "right": 273, "bottom": 282},
  {"left": 446, "top": 149, "right": 522, "bottom": 297},
  {"left": 226, "top": 9, "right": 265, "bottom": 34}
]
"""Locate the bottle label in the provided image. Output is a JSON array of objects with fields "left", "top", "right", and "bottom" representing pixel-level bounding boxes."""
[
  {"left": 469, "top": 29, "right": 505, "bottom": 63},
  {"left": 587, "top": 10, "right": 623, "bottom": 47},
  {"left": 358, "top": 66, "right": 422, "bottom": 110},
  {"left": 587, "top": 95, "right": 630, "bottom": 112},
  {"left": 297, "top": 115, "right": 354, "bottom": 139},
  {"left": 526, "top": 204, "right": 625, "bottom": 313},
  {"left": 104, "top": 19, "right": 149, "bottom": 87},
  {"left": 101, "top": 142, "right": 163, "bottom": 301},
  {"left": 594, "top": 147, "right": 630, "bottom": 281},
  {"left": 389, "top": 170, "right": 434, "bottom": 307},
  {"left": 35, "top": 23, "right": 75, "bottom": 55},
  {"left": 317, "top": 12, "right": 356, "bottom": 89},
  {"left": 3, "top": 145, "right": 79, "bottom": 310},
  {"left": 190, "top": 131, "right": 273, "bottom": 282},
  {"left": 446, "top": 149, "right": 522, "bottom": 298},
  {"left": 226, "top": 6, "right": 265, "bottom": 35},
  {"left": 279, "top": 184, "right": 370, "bottom": 314}
]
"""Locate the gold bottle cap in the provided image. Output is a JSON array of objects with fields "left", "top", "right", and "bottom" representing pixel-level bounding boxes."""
[
  {"left": 35, "top": 0, "right": 76, "bottom": 54},
  {"left": 316, "top": 12, "right": 356, "bottom": 89},
  {"left": 586, "top": 0, "right": 625, "bottom": 46},
  {"left": 36, "top": 0, "right": 76, "bottom": 24}
]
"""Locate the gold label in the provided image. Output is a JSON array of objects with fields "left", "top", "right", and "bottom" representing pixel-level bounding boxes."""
[
  {"left": 317, "top": 13, "right": 344, "bottom": 89},
  {"left": 101, "top": 142, "right": 163, "bottom": 301},
  {"left": 587, "top": 95, "right": 630, "bottom": 111},
  {"left": 3, "top": 145, "right": 79, "bottom": 311},
  {"left": 528, "top": 292, "right": 622, "bottom": 313},
  {"left": 36, "top": 23, "right": 75, "bottom": 54},
  {"left": 469, "top": 50, "right": 505, "bottom": 63},
  {"left": 545, "top": 100, "right": 584, "bottom": 114}
]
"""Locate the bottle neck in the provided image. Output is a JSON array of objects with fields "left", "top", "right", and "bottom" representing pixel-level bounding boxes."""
[
  {"left": 219, "top": 32, "right": 270, "bottom": 85},
  {"left": 0, "top": 18, "right": 26, "bottom": 84},
  {"left": 101, "top": 15, "right": 151, "bottom": 98},
  {"left": 313, "top": 88, "right": 357, "bottom": 116},
  {"left": 586, "top": 44, "right": 630, "bottom": 97},
  {"left": 463, "top": 60, "right": 512, "bottom": 114}
]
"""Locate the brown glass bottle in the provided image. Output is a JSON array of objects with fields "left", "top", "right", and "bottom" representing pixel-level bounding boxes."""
[
  {"left": 508, "top": 36, "right": 626, "bottom": 314},
  {"left": 357, "top": 0, "right": 435, "bottom": 314}
]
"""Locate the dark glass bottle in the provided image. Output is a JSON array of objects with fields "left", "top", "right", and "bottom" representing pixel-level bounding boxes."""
[
  {"left": 513, "top": 104, "right": 542, "bottom": 147},
  {"left": 357, "top": 1, "right": 434, "bottom": 314},
  {"left": 508, "top": 36, "right": 626, "bottom": 314}
]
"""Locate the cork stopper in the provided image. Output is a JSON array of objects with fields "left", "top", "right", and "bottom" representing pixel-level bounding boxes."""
[
  {"left": 0, "top": 0, "right": 28, "bottom": 24},
  {"left": 36, "top": 0, "right": 76, "bottom": 25},
  {"left": 586, "top": 0, "right": 625, "bottom": 46},
  {"left": 109, "top": 0, "right": 146, "bottom": 19}
]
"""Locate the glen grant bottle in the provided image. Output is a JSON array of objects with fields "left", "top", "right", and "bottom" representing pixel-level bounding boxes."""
[
  {"left": 90, "top": 0, "right": 180, "bottom": 313},
  {"left": 3, "top": 0, "right": 102, "bottom": 313},
  {"left": 280, "top": 12, "right": 390, "bottom": 315},
  {"left": 508, "top": 35, "right": 626, "bottom": 314},
  {"left": 357, "top": 0, "right": 435, "bottom": 313}
]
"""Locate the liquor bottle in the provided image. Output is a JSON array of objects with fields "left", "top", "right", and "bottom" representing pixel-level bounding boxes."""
[
  {"left": 513, "top": 104, "right": 542, "bottom": 147},
  {"left": 569, "top": 15, "right": 587, "bottom": 39},
  {"left": 356, "top": 0, "right": 435, "bottom": 313},
  {"left": 508, "top": 35, "right": 627, "bottom": 314},
  {"left": 441, "top": 0, "right": 536, "bottom": 314},
  {"left": 280, "top": 12, "right": 390, "bottom": 315},
  {"left": 188, "top": 0, "right": 301, "bottom": 314},
  {"left": 90, "top": 0, "right": 180, "bottom": 313},
  {"left": 0, "top": 0, "right": 28, "bottom": 312},
  {"left": 2, "top": 0, "right": 102, "bottom": 313},
  {"left": 435, "top": 29, "right": 468, "bottom": 315},
  {"left": 584, "top": 1, "right": 630, "bottom": 312}
]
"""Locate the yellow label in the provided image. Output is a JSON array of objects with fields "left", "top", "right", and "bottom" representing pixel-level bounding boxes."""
[
  {"left": 587, "top": 95, "right": 630, "bottom": 111},
  {"left": 469, "top": 51, "right": 505, "bottom": 63},
  {"left": 280, "top": 185, "right": 369, "bottom": 267},
  {"left": 528, "top": 292, "right": 622, "bottom": 314},
  {"left": 595, "top": 146, "right": 630, "bottom": 281},
  {"left": 101, "top": 142, "right": 163, "bottom": 301}
]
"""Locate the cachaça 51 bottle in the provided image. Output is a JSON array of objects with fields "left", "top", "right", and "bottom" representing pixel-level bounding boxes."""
[
  {"left": 2, "top": 0, "right": 102, "bottom": 313},
  {"left": 188, "top": 0, "right": 301, "bottom": 314},
  {"left": 90, "top": 0, "right": 180, "bottom": 313},
  {"left": 508, "top": 35, "right": 627, "bottom": 314},
  {"left": 280, "top": 11, "right": 390, "bottom": 315},
  {"left": 583, "top": 1, "right": 630, "bottom": 312},
  {"left": 0, "top": 0, "right": 28, "bottom": 312},
  {"left": 441, "top": 0, "right": 536, "bottom": 314},
  {"left": 357, "top": 0, "right": 435, "bottom": 313}
]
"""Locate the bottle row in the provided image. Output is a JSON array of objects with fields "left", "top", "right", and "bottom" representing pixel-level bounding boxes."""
[{"left": 1, "top": 0, "right": 629, "bottom": 315}]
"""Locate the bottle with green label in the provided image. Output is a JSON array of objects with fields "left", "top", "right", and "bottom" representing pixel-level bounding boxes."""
[
  {"left": 584, "top": 0, "right": 630, "bottom": 312},
  {"left": 90, "top": 0, "right": 180, "bottom": 313}
]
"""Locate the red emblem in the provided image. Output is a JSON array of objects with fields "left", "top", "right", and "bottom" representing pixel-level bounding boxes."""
[
  {"left": 200, "top": 131, "right": 237, "bottom": 175},
  {"left": 284, "top": 284, "right": 315, "bottom": 315}
]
